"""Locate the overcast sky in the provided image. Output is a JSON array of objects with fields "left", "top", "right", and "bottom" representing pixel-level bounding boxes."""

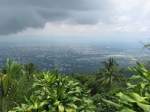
[{"left": 0, "top": 0, "right": 150, "bottom": 38}]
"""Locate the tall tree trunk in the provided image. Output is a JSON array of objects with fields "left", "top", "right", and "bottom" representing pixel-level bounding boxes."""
[
  {"left": 109, "top": 72, "right": 112, "bottom": 90},
  {"left": 1, "top": 97, "right": 7, "bottom": 112}
]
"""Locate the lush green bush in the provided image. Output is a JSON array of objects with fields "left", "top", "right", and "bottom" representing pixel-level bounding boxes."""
[
  {"left": 0, "top": 59, "right": 24, "bottom": 112},
  {"left": 0, "top": 59, "right": 36, "bottom": 112},
  {"left": 105, "top": 63, "right": 150, "bottom": 112},
  {"left": 10, "top": 71, "right": 95, "bottom": 112}
]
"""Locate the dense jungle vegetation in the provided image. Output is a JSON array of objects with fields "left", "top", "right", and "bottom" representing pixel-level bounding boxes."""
[{"left": 1, "top": 57, "right": 150, "bottom": 112}]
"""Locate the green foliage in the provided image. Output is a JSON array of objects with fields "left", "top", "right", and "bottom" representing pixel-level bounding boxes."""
[
  {"left": 10, "top": 71, "right": 95, "bottom": 112},
  {"left": 73, "top": 58, "right": 126, "bottom": 112},
  {"left": 0, "top": 59, "right": 36, "bottom": 111},
  {"left": 2, "top": 58, "right": 23, "bottom": 79},
  {"left": 0, "top": 59, "right": 24, "bottom": 112},
  {"left": 24, "top": 63, "right": 36, "bottom": 79},
  {"left": 4, "top": 58, "right": 150, "bottom": 112},
  {"left": 105, "top": 63, "right": 150, "bottom": 112},
  {"left": 98, "top": 58, "right": 125, "bottom": 90},
  {"left": 92, "top": 94, "right": 117, "bottom": 112}
]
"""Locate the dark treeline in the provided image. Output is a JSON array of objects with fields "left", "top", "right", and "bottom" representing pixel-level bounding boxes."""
[{"left": 0, "top": 58, "right": 150, "bottom": 112}]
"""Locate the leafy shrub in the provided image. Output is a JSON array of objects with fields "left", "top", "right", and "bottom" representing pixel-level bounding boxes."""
[
  {"left": 105, "top": 63, "right": 150, "bottom": 112},
  {"left": 10, "top": 71, "right": 95, "bottom": 112},
  {"left": 0, "top": 59, "right": 24, "bottom": 112},
  {"left": 92, "top": 94, "right": 117, "bottom": 112},
  {"left": 0, "top": 59, "right": 36, "bottom": 112}
]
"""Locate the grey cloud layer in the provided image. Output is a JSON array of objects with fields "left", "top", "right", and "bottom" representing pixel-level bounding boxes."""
[{"left": 0, "top": 0, "right": 111, "bottom": 35}]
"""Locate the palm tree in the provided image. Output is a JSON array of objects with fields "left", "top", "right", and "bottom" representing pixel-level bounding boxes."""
[
  {"left": 2, "top": 58, "right": 23, "bottom": 80},
  {"left": 24, "top": 63, "right": 36, "bottom": 79},
  {"left": 98, "top": 58, "right": 122, "bottom": 90},
  {"left": 0, "top": 73, "right": 17, "bottom": 112},
  {"left": 0, "top": 73, "right": 10, "bottom": 112},
  {"left": 0, "top": 59, "right": 23, "bottom": 112},
  {"left": 104, "top": 63, "right": 150, "bottom": 112}
]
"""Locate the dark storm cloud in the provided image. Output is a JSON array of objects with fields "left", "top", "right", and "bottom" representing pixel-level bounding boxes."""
[{"left": 0, "top": 0, "right": 110, "bottom": 35}]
